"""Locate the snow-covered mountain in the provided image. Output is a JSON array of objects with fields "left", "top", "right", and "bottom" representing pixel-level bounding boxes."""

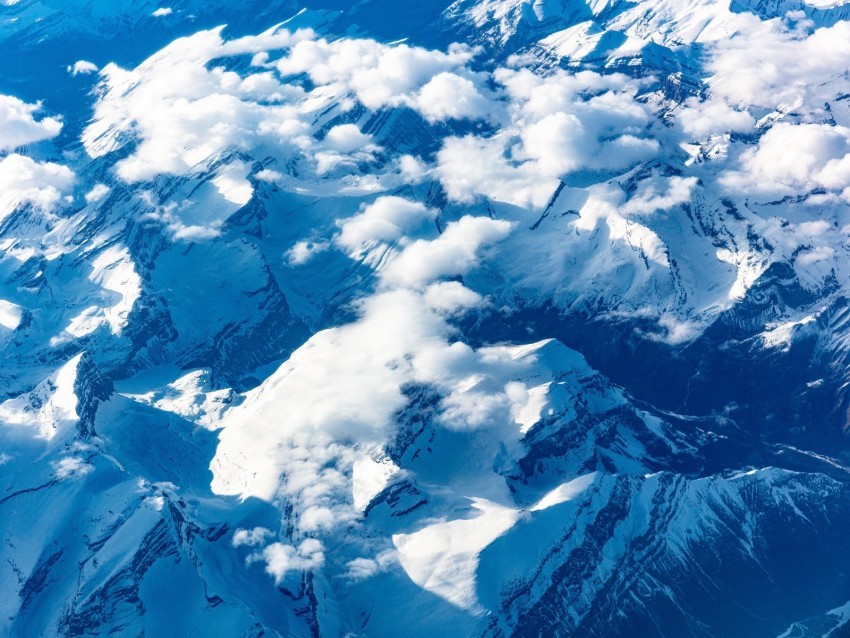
[{"left": 3, "top": 0, "right": 850, "bottom": 636}]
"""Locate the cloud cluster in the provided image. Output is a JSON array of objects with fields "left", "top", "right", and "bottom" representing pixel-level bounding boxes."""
[
  {"left": 276, "top": 38, "right": 488, "bottom": 120},
  {"left": 248, "top": 540, "right": 325, "bottom": 584},
  {"left": 345, "top": 549, "right": 397, "bottom": 581},
  {"left": 0, "top": 94, "right": 74, "bottom": 222},
  {"left": 435, "top": 69, "right": 659, "bottom": 209},
  {"left": 336, "top": 196, "right": 437, "bottom": 256},
  {"left": 721, "top": 123, "right": 850, "bottom": 198},
  {"left": 676, "top": 97, "right": 754, "bottom": 140},
  {"left": 621, "top": 174, "right": 698, "bottom": 215},
  {"left": 0, "top": 94, "right": 63, "bottom": 150},
  {"left": 0, "top": 153, "right": 75, "bottom": 222},
  {"left": 84, "top": 28, "right": 312, "bottom": 183},
  {"left": 83, "top": 26, "right": 490, "bottom": 193},
  {"left": 232, "top": 527, "right": 273, "bottom": 547},
  {"left": 381, "top": 215, "right": 513, "bottom": 286},
  {"left": 213, "top": 196, "right": 546, "bottom": 583},
  {"left": 705, "top": 16, "right": 850, "bottom": 115},
  {"left": 68, "top": 60, "right": 98, "bottom": 76},
  {"left": 212, "top": 284, "right": 535, "bottom": 531},
  {"left": 53, "top": 456, "right": 94, "bottom": 480}
]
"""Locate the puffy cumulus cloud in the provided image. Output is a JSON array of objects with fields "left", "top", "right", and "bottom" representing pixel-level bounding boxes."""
[
  {"left": 676, "top": 97, "right": 755, "bottom": 139},
  {"left": 0, "top": 154, "right": 75, "bottom": 221},
  {"left": 721, "top": 123, "right": 850, "bottom": 198},
  {"left": 323, "top": 124, "right": 376, "bottom": 154},
  {"left": 249, "top": 539, "right": 325, "bottom": 584},
  {"left": 314, "top": 124, "right": 382, "bottom": 176},
  {"left": 232, "top": 527, "right": 273, "bottom": 547},
  {"left": 0, "top": 94, "right": 63, "bottom": 150},
  {"left": 518, "top": 112, "right": 658, "bottom": 175},
  {"left": 336, "top": 196, "right": 437, "bottom": 255},
  {"left": 254, "top": 168, "right": 283, "bottom": 183},
  {"left": 68, "top": 60, "right": 98, "bottom": 76},
  {"left": 380, "top": 216, "right": 513, "bottom": 287},
  {"left": 276, "top": 38, "right": 485, "bottom": 117},
  {"left": 435, "top": 69, "right": 659, "bottom": 209},
  {"left": 345, "top": 549, "right": 397, "bottom": 581},
  {"left": 621, "top": 174, "right": 698, "bottom": 215},
  {"left": 84, "top": 183, "right": 110, "bottom": 204},
  {"left": 414, "top": 72, "right": 492, "bottom": 123},
  {"left": 285, "top": 239, "right": 330, "bottom": 266},
  {"left": 421, "top": 281, "right": 485, "bottom": 314},
  {"left": 436, "top": 135, "right": 559, "bottom": 209},
  {"left": 53, "top": 456, "right": 94, "bottom": 480}
]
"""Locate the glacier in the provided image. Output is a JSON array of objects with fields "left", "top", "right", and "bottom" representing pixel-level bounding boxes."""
[{"left": 3, "top": 0, "right": 850, "bottom": 636}]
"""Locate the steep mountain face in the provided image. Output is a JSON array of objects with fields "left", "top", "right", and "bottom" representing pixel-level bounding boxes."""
[{"left": 2, "top": 0, "right": 850, "bottom": 636}]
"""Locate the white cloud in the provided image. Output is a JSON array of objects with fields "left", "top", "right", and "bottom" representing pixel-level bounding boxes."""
[
  {"left": 414, "top": 72, "right": 491, "bottom": 123},
  {"left": 254, "top": 168, "right": 283, "bottom": 183},
  {"left": 323, "top": 124, "right": 375, "bottom": 153},
  {"left": 211, "top": 280, "right": 529, "bottom": 525},
  {"left": 152, "top": 7, "right": 173, "bottom": 17},
  {"left": 721, "top": 123, "right": 850, "bottom": 197},
  {"left": 398, "top": 154, "right": 428, "bottom": 183},
  {"left": 69, "top": 60, "right": 98, "bottom": 76},
  {"left": 336, "top": 196, "right": 436, "bottom": 254},
  {"left": 381, "top": 216, "right": 513, "bottom": 287},
  {"left": 83, "top": 27, "right": 486, "bottom": 192},
  {"left": 622, "top": 175, "right": 698, "bottom": 215},
  {"left": 705, "top": 16, "right": 850, "bottom": 113},
  {"left": 84, "top": 28, "right": 314, "bottom": 183},
  {"left": 276, "top": 38, "right": 479, "bottom": 113},
  {"left": 517, "top": 111, "right": 657, "bottom": 176},
  {"left": 652, "top": 314, "right": 702, "bottom": 345},
  {"left": 53, "top": 456, "right": 94, "bottom": 480},
  {"left": 421, "top": 281, "right": 485, "bottom": 314},
  {"left": 345, "top": 549, "right": 397, "bottom": 581},
  {"left": 285, "top": 239, "right": 330, "bottom": 266},
  {"left": 435, "top": 69, "right": 659, "bottom": 210},
  {"left": 0, "top": 154, "right": 75, "bottom": 221},
  {"left": 210, "top": 211, "right": 523, "bottom": 550},
  {"left": 171, "top": 224, "right": 222, "bottom": 242},
  {"left": 250, "top": 539, "right": 325, "bottom": 584},
  {"left": 676, "top": 97, "right": 755, "bottom": 139},
  {"left": 232, "top": 527, "right": 273, "bottom": 547},
  {"left": 0, "top": 94, "right": 63, "bottom": 150},
  {"left": 436, "top": 134, "right": 559, "bottom": 209},
  {"left": 85, "top": 183, "right": 110, "bottom": 204},
  {"left": 796, "top": 245, "right": 835, "bottom": 266}
]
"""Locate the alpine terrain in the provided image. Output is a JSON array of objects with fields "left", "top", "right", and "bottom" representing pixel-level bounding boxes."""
[{"left": 2, "top": 0, "right": 850, "bottom": 636}]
